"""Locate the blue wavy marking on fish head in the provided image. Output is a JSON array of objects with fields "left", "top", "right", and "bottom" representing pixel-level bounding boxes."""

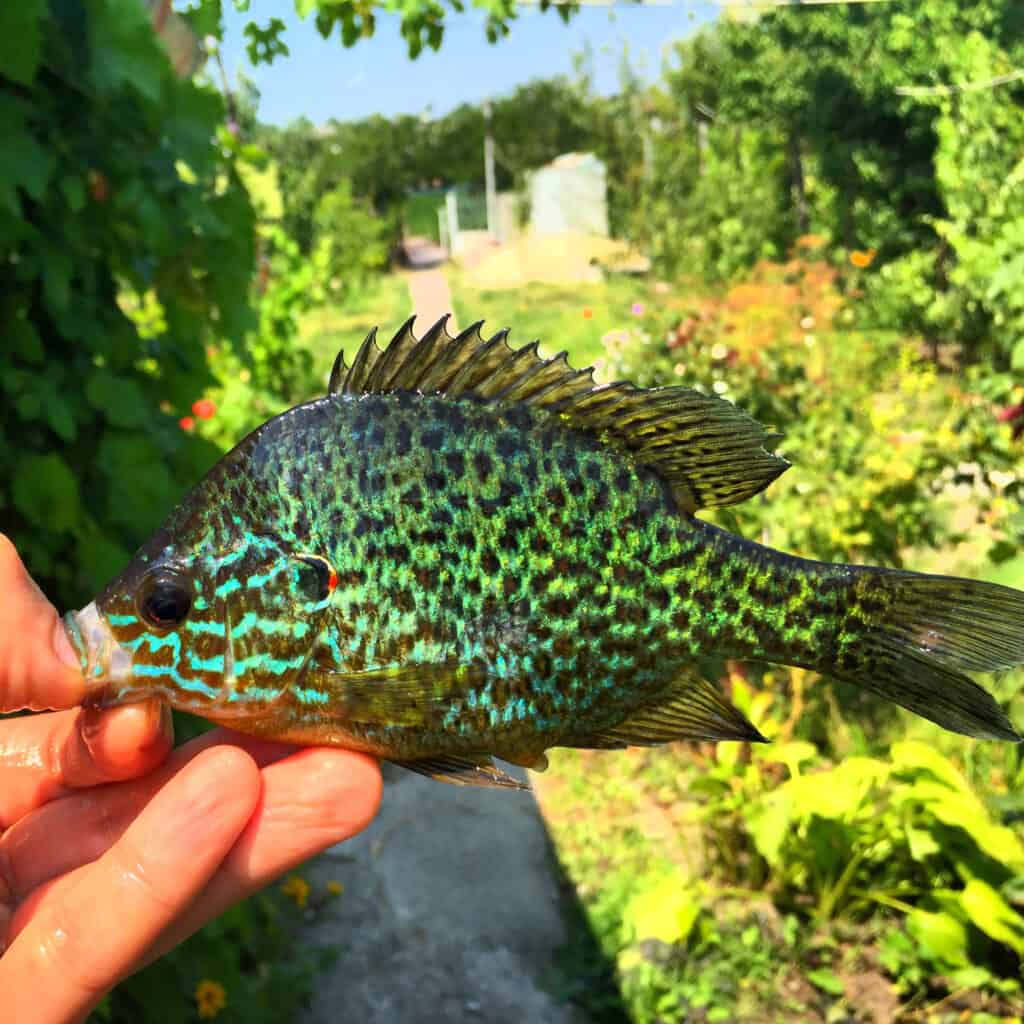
[{"left": 65, "top": 525, "right": 336, "bottom": 718}]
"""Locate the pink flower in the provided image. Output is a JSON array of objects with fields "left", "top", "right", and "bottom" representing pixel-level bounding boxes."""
[{"left": 631, "top": 303, "right": 645, "bottom": 316}]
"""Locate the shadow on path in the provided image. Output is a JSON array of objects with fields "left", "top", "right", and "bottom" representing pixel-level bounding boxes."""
[{"left": 298, "top": 764, "right": 628, "bottom": 1024}]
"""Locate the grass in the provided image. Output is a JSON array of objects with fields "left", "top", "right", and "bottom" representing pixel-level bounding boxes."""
[
  {"left": 296, "top": 274, "right": 413, "bottom": 388},
  {"left": 448, "top": 274, "right": 656, "bottom": 377}
]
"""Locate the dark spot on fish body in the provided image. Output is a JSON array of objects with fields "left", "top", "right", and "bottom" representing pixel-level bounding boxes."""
[
  {"left": 445, "top": 451, "right": 465, "bottom": 477},
  {"left": 496, "top": 433, "right": 520, "bottom": 459},
  {"left": 422, "top": 428, "right": 445, "bottom": 451},
  {"left": 503, "top": 404, "right": 533, "bottom": 431},
  {"left": 395, "top": 422, "right": 413, "bottom": 455},
  {"left": 481, "top": 551, "right": 500, "bottom": 575},
  {"left": 473, "top": 451, "right": 493, "bottom": 481},
  {"left": 424, "top": 470, "right": 447, "bottom": 493},
  {"left": 614, "top": 468, "right": 633, "bottom": 492}
]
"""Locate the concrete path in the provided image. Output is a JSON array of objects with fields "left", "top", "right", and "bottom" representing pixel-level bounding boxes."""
[
  {"left": 298, "top": 765, "right": 582, "bottom": 1024},
  {"left": 405, "top": 245, "right": 458, "bottom": 332}
]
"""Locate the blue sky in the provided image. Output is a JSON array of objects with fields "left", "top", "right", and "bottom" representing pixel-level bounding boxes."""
[{"left": 219, "top": 3, "right": 718, "bottom": 125}]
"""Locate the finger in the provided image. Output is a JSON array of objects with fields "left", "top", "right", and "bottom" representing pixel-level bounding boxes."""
[
  {"left": 0, "top": 745, "right": 261, "bottom": 1022},
  {"left": 147, "top": 747, "right": 381, "bottom": 959},
  {"left": 0, "top": 533, "right": 86, "bottom": 712},
  {"left": 0, "top": 701, "right": 173, "bottom": 828},
  {"left": 0, "top": 728, "right": 301, "bottom": 903}
]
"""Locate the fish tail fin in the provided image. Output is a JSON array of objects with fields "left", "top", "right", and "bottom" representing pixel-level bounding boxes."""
[{"left": 829, "top": 569, "right": 1024, "bottom": 741}]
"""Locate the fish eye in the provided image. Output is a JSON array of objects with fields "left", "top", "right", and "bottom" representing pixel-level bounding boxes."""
[
  {"left": 293, "top": 554, "right": 334, "bottom": 603},
  {"left": 137, "top": 570, "right": 193, "bottom": 629}
]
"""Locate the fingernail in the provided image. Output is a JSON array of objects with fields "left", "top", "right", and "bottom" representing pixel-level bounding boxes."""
[{"left": 53, "top": 616, "right": 83, "bottom": 671}]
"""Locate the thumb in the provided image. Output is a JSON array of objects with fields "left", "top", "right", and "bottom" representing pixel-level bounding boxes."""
[{"left": 0, "top": 534, "right": 86, "bottom": 712}]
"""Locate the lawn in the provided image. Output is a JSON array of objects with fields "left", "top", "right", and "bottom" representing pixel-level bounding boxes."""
[
  {"left": 296, "top": 274, "right": 413, "bottom": 389},
  {"left": 449, "top": 273, "right": 657, "bottom": 379}
]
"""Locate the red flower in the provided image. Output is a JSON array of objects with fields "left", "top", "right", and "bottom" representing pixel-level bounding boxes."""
[
  {"left": 179, "top": 416, "right": 195, "bottom": 431},
  {"left": 192, "top": 398, "right": 217, "bottom": 420},
  {"left": 996, "top": 403, "right": 1024, "bottom": 423}
]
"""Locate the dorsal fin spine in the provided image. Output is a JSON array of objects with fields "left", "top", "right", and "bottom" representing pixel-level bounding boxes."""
[{"left": 326, "top": 317, "right": 789, "bottom": 512}]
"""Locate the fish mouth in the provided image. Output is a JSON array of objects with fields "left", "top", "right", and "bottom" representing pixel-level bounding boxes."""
[{"left": 63, "top": 601, "right": 136, "bottom": 704}]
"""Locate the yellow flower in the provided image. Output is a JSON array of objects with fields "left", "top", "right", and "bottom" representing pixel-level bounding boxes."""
[
  {"left": 281, "top": 874, "right": 311, "bottom": 909},
  {"left": 326, "top": 880, "right": 344, "bottom": 897},
  {"left": 195, "top": 979, "right": 227, "bottom": 1020}
]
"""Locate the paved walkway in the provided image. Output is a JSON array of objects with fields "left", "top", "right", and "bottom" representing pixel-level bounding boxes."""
[
  {"left": 405, "top": 244, "right": 458, "bottom": 333},
  {"left": 299, "top": 766, "right": 581, "bottom": 1024}
]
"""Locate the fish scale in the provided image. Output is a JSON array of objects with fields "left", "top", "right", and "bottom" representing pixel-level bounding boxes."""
[{"left": 64, "top": 317, "right": 1024, "bottom": 788}]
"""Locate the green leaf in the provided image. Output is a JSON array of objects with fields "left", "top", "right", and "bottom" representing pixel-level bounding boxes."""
[
  {"left": 13, "top": 453, "right": 81, "bottom": 533},
  {"left": 85, "top": 369, "right": 151, "bottom": 429},
  {"left": 1012, "top": 338, "right": 1024, "bottom": 372},
  {"left": 89, "top": 0, "right": 166, "bottom": 103},
  {"left": 906, "top": 908, "right": 969, "bottom": 968},
  {"left": 44, "top": 394, "right": 78, "bottom": 443},
  {"left": 97, "top": 434, "right": 175, "bottom": 534},
  {"left": 960, "top": 879, "right": 1024, "bottom": 955},
  {"left": 8, "top": 317, "right": 44, "bottom": 365},
  {"left": 623, "top": 872, "right": 701, "bottom": 946},
  {"left": 0, "top": 95, "right": 55, "bottom": 213},
  {"left": 0, "top": 0, "right": 46, "bottom": 85},
  {"left": 294, "top": 0, "right": 317, "bottom": 18},
  {"left": 806, "top": 968, "right": 844, "bottom": 996}
]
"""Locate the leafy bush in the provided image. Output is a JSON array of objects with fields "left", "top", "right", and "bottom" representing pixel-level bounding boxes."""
[
  {"left": 314, "top": 180, "right": 392, "bottom": 302},
  {"left": 1, "top": 0, "right": 257, "bottom": 605},
  {"left": 610, "top": 253, "right": 1022, "bottom": 567}
]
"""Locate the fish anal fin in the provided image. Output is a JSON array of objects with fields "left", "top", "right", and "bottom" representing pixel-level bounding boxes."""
[
  {"left": 326, "top": 316, "right": 788, "bottom": 512},
  {"left": 587, "top": 672, "right": 766, "bottom": 748},
  {"left": 393, "top": 754, "right": 528, "bottom": 790}
]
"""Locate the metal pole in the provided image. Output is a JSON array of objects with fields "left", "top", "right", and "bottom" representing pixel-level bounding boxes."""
[{"left": 483, "top": 101, "right": 498, "bottom": 241}]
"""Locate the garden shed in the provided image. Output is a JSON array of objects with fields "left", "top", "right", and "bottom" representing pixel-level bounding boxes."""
[{"left": 528, "top": 152, "right": 609, "bottom": 237}]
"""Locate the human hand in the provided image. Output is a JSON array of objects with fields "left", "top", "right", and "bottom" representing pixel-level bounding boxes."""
[{"left": 0, "top": 535, "right": 382, "bottom": 1023}]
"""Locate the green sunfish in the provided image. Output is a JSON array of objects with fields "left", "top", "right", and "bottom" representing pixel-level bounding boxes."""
[{"left": 63, "top": 317, "right": 1024, "bottom": 788}]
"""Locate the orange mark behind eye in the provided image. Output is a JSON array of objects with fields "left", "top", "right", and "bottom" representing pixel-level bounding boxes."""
[{"left": 328, "top": 570, "right": 338, "bottom": 593}]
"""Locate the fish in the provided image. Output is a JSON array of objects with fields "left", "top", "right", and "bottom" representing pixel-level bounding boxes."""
[{"left": 63, "top": 316, "right": 1024, "bottom": 789}]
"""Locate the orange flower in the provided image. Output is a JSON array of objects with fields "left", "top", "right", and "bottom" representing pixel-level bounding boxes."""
[
  {"left": 582, "top": 308, "right": 593, "bottom": 319},
  {"left": 178, "top": 416, "right": 195, "bottom": 431},
  {"left": 849, "top": 248, "right": 876, "bottom": 269}
]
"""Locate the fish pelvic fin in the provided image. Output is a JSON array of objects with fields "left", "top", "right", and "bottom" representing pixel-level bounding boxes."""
[
  {"left": 327, "top": 316, "right": 789, "bottom": 513},
  {"left": 584, "top": 670, "right": 767, "bottom": 748},
  {"left": 392, "top": 754, "right": 529, "bottom": 790},
  {"left": 830, "top": 570, "right": 1024, "bottom": 742}
]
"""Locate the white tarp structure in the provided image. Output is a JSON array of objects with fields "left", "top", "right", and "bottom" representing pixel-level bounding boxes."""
[{"left": 528, "top": 153, "right": 609, "bottom": 237}]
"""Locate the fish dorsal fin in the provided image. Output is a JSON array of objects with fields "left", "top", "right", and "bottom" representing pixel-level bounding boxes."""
[{"left": 327, "top": 316, "right": 789, "bottom": 512}]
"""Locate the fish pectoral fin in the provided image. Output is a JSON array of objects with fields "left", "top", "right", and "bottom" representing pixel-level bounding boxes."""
[
  {"left": 587, "top": 672, "right": 767, "bottom": 747},
  {"left": 321, "top": 660, "right": 488, "bottom": 726},
  {"left": 392, "top": 754, "right": 529, "bottom": 790}
]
